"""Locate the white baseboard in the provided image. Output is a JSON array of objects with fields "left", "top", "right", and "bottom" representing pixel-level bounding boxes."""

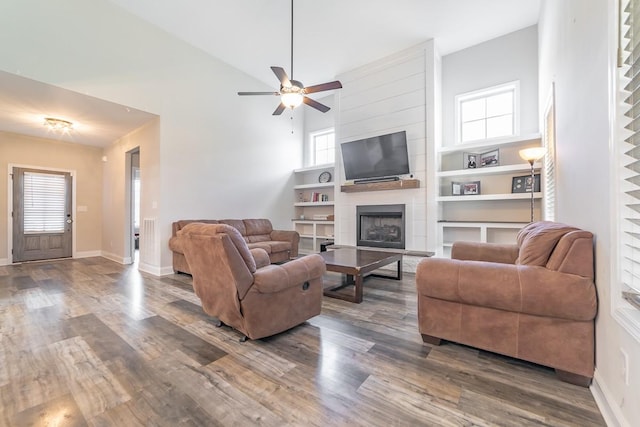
[
  {"left": 159, "top": 265, "right": 175, "bottom": 276},
  {"left": 138, "top": 262, "right": 162, "bottom": 276},
  {"left": 0, "top": 257, "right": 8, "bottom": 266},
  {"left": 74, "top": 250, "right": 101, "bottom": 259},
  {"left": 591, "top": 369, "right": 631, "bottom": 427},
  {"left": 101, "top": 251, "right": 127, "bottom": 264}
]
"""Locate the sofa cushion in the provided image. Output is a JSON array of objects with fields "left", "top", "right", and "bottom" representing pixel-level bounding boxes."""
[
  {"left": 219, "top": 219, "right": 247, "bottom": 236},
  {"left": 517, "top": 221, "right": 578, "bottom": 266},
  {"left": 247, "top": 234, "right": 271, "bottom": 243},
  {"left": 244, "top": 219, "right": 274, "bottom": 236}
]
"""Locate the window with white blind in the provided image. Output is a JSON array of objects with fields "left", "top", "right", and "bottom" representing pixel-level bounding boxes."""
[
  {"left": 23, "top": 171, "right": 66, "bottom": 233},
  {"left": 311, "top": 129, "right": 335, "bottom": 165},
  {"left": 617, "top": 0, "right": 640, "bottom": 317},
  {"left": 542, "top": 84, "right": 557, "bottom": 221},
  {"left": 455, "top": 82, "right": 519, "bottom": 144}
]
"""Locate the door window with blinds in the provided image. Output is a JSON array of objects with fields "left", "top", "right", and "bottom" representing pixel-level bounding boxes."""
[
  {"left": 618, "top": 0, "right": 640, "bottom": 314},
  {"left": 23, "top": 171, "right": 66, "bottom": 233}
]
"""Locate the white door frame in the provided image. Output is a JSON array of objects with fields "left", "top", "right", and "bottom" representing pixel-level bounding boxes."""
[{"left": 7, "top": 163, "right": 77, "bottom": 264}]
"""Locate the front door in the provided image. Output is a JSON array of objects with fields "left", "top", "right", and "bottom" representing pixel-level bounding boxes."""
[{"left": 12, "top": 167, "right": 73, "bottom": 262}]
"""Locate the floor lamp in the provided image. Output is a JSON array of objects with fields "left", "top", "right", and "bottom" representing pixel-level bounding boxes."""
[{"left": 518, "top": 147, "right": 547, "bottom": 223}]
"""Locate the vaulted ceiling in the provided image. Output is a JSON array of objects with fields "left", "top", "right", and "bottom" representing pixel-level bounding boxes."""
[{"left": 0, "top": 0, "right": 540, "bottom": 147}]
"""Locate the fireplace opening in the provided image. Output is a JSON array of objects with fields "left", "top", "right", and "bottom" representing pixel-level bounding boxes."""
[{"left": 356, "top": 204, "right": 405, "bottom": 249}]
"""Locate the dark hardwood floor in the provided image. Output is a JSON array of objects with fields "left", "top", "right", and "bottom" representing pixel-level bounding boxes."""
[{"left": 0, "top": 257, "right": 605, "bottom": 426}]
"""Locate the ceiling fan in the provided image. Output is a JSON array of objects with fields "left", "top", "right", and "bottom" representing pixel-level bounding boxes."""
[{"left": 237, "top": 0, "right": 342, "bottom": 115}]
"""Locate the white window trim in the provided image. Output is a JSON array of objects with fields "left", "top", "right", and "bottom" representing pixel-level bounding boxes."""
[
  {"left": 611, "top": 0, "right": 640, "bottom": 342},
  {"left": 454, "top": 80, "right": 521, "bottom": 145},
  {"left": 308, "top": 127, "right": 335, "bottom": 166}
]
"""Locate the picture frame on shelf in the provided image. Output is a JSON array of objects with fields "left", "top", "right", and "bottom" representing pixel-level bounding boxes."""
[
  {"left": 480, "top": 149, "right": 500, "bottom": 167},
  {"left": 452, "top": 180, "right": 481, "bottom": 195},
  {"left": 511, "top": 174, "right": 541, "bottom": 193},
  {"left": 463, "top": 152, "right": 480, "bottom": 169}
]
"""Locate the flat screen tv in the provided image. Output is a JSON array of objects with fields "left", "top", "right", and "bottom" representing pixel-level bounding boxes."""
[{"left": 341, "top": 131, "right": 410, "bottom": 181}]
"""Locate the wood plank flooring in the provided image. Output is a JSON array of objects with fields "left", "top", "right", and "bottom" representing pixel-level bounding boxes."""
[{"left": 0, "top": 257, "right": 605, "bottom": 426}]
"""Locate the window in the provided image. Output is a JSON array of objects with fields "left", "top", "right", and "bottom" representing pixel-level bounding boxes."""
[
  {"left": 455, "top": 82, "right": 519, "bottom": 144},
  {"left": 23, "top": 171, "right": 66, "bottom": 233},
  {"left": 615, "top": 0, "right": 640, "bottom": 334},
  {"left": 311, "top": 129, "right": 335, "bottom": 165},
  {"left": 542, "top": 84, "right": 557, "bottom": 221}
]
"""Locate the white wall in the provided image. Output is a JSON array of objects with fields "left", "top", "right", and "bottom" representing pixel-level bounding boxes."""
[
  {"left": 442, "top": 26, "right": 539, "bottom": 147},
  {"left": 539, "top": 1, "right": 639, "bottom": 426},
  {"left": 303, "top": 95, "right": 336, "bottom": 167},
  {"left": 0, "top": 0, "right": 302, "bottom": 273}
]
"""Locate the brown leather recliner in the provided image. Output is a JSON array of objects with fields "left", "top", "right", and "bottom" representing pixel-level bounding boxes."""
[
  {"left": 416, "top": 221, "right": 597, "bottom": 386},
  {"left": 179, "top": 223, "right": 325, "bottom": 340}
]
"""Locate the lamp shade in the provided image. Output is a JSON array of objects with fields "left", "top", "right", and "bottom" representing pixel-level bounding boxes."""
[{"left": 519, "top": 147, "right": 547, "bottom": 162}]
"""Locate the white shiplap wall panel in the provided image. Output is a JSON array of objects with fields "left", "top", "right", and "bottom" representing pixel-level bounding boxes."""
[
  {"left": 334, "top": 41, "right": 436, "bottom": 253},
  {"left": 339, "top": 89, "right": 425, "bottom": 129},
  {"left": 340, "top": 72, "right": 426, "bottom": 111},
  {"left": 339, "top": 105, "right": 425, "bottom": 141}
]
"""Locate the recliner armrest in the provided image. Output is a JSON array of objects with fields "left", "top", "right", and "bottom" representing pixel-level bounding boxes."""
[
  {"left": 250, "top": 248, "right": 271, "bottom": 269},
  {"left": 251, "top": 254, "right": 325, "bottom": 295},
  {"left": 416, "top": 258, "right": 596, "bottom": 321},
  {"left": 451, "top": 241, "right": 519, "bottom": 264}
]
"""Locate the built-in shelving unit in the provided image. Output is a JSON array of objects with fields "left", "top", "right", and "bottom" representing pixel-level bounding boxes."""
[
  {"left": 436, "top": 133, "right": 543, "bottom": 256},
  {"left": 292, "top": 164, "right": 335, "bottom": 254}
]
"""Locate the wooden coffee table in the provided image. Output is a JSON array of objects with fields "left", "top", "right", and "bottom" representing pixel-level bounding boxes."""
[{"left": 319, "top": 248, "right": 403, "bottom": 303}]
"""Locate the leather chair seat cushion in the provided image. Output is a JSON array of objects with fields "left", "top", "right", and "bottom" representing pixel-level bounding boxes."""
[
  {"left": 516, "top": 221, "right": 578, "bottom": 266},
  {"left": 247, "top": 241, "right": 292, "bottom": 254},
  {"left": 247, "top": 234, "right": 271, "bottom": 243}
]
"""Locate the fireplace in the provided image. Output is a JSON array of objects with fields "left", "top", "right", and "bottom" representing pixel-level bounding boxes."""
[{"left": 356, "top": 204, "right": 405, "bottom": 249}]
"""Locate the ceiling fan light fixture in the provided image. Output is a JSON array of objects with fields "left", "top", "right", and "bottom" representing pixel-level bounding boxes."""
[
  {"left": 281, "top": 90, "right": 304, "bottom": 109},
  {"left": 44, "top": 117, "right": 74, "bottom": 133}
]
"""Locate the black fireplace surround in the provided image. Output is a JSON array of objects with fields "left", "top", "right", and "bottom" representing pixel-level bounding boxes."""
[{"left": 356, "top": 204, "right": 405, "bottom": 249}]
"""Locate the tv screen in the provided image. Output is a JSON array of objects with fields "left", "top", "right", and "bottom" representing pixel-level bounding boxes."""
[{"left": 341, "top": 131, "right": 410, "bottom": 181}]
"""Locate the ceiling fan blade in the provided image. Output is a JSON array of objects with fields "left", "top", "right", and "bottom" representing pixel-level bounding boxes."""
[
  {"left": 303, "top": 96, "right": 330, "bottom": 113},
  {"left": 237, "top": 91, "right": 279, "bottom": 96},
  {"left": 273, "top": 103, "right": 287, "bottom": 115},
  {"left": 304, "top": 80, "right": 343, "bottom": 94},
  {"left": 271, "top": 66, "right": 292, "bottom": 87}
]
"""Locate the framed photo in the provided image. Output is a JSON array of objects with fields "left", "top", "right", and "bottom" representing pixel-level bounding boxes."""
[
  {"left": 452, "top": 180, "right": 481, "bottom": 195},
  {"left": 463, "top": 152, "right": 479, "bottom": 169},
  {"left": 480, "top": 149, "right": 499, "bottom": 167},
  {"left": 511, "top": 174, "right": 541, "bottom": 193}
]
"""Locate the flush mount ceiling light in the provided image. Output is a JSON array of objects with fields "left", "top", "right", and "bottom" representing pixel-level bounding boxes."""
[{"left": 44, "top": 117, "right": 74, "bottom": 133}]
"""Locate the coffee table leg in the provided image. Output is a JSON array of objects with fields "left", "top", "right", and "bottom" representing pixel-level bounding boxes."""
[{"left": 354, "top": 274, "right": 363, "bottom": 303}]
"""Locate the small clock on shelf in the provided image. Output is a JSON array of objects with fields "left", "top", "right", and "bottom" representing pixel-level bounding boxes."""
[{"left": 318, "top": 171, "right": 332, "bottom": 183}]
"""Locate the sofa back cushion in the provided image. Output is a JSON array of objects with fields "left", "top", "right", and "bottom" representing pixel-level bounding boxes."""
[
  {"left": 243, "top": 219, "right": 273, "bottom": 236},
  {"left": 516, "top": 221, "right": 578, "bottom": 266},
  {"left": 219, "top": 219, "right": 247, "bottom": 238}
]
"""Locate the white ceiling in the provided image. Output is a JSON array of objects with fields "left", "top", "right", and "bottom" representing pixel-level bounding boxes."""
[
  {"left": 0, "top": 70, "right": 157, "bottom": 148},
  {"left": 0, "top": 0, "right": 540, "bottom": 148},
  {"left": 108, "top": 0, "right": 541, "bottom": 87}
]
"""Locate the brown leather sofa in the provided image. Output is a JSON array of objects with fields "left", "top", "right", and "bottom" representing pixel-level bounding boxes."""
[
  {"left": 169, "top": 219, "right": 299, "bottom": 274},
  {"left": 416, "top": 221, "right": 597, "bottom": 386},
  {"left": 179, "top": 223, "right": 325, "bottom": 340}
]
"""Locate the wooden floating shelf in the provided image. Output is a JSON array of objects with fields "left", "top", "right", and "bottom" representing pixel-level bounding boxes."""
[{"left": 341, "top": 179, "right": 420, "bottom": 193}]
